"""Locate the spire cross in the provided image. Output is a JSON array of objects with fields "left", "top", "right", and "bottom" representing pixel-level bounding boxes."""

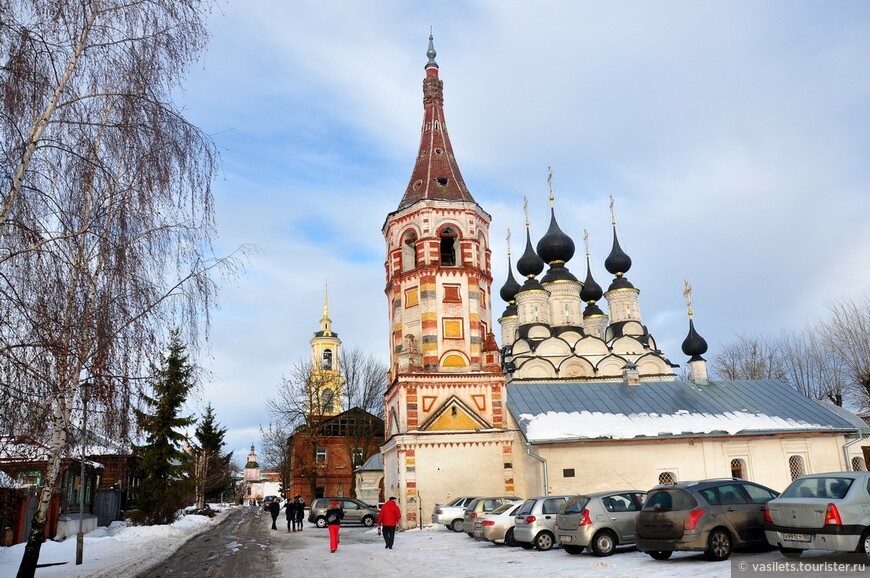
[
  {"left": 547, "top": 166, "right": 555, "bottom": 208},
  {"left": 683, "top": 278, "right": 694, "bottom": 319},
  {"left": 583, "top": 229, "right": 590, "bottom": 257},
  {"left": 323, "top": 280, "right": 329, "bottom": 319},
  {"left": 523, "top": 196, "right": 529, "bottom": 228},
  {"left": 506, "top": 228, "right": 512, "bottom": 257},
  {"left": 609, "top": 195, "right": 616, "bottom": 226}
]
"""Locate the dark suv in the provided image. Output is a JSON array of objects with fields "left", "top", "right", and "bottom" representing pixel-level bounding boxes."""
[{"left": 635, "top": 478, "right": 779, "bottom": 561}]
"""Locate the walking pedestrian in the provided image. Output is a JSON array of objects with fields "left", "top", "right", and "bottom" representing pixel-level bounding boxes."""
[
  {"left": 295, "top": 495, "right": 305, "bottom": 532},
  {"left": 377, "top": 496, "right": 402, "bottom": 549},
  {"left": 269, "top": 498, "right": 280, "bottom": 530},
  {"left": 326, "top": 500, "right": 344, "bottom": 553},
  {"left": 284, "top": 496, "right": 296, "bottom": 532}
]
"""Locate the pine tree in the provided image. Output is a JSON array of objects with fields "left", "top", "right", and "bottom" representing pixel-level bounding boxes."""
[
  {"left": 193, "top": 403, "right": 234, "bottom": 508},
  {"left": 132, "top": 331, "right": 196, "bottom": 524}
]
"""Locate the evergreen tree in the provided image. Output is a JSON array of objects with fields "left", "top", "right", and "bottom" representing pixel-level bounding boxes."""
[
  {"left": 192, "top": 403, "right": 234, "bottom": 507},
  {"left": 132, "top": 331, "right": 196, "bottom": 524}
]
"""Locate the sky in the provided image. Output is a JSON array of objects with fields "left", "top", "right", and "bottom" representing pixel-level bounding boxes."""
[
  {"left": 3, "top": 504, "right": 856, "bottom": 578},
  {"left": 173, "top": 1, "right": 870, "bottom": 463}
]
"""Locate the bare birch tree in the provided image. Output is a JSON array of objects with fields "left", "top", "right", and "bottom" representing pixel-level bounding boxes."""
[
  {"left": 710, "top": 334, "right": 786, "bottom": 381},
  {"left": 818, "top": 297, "right": 870, "bottom": 409},
  {"left": 0, "top": 2, "right": 233, "bottom": 575}
]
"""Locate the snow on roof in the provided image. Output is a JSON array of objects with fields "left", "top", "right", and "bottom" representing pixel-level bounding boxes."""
[
  {"left": 507, "top": 379, "right": 860, "bottom": 443},
  {"left": 519, "top": 409, "right": 832, "bottom": 442}
]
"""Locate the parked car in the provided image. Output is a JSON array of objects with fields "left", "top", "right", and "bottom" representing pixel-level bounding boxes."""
[
  {"left": 308, "top": 498, "right": 379, "bottom": 528},
  {"left": 555, "top": 490, "right": 646, "bottom": 556},
  {"left": 462, "top": 496, "right": 522, "bottom": 536},
  {"left": 514, "top": 495, "right": 573, "bottom": 551},
  {"left": 473, "top": 501, "right": 524, "bottom": 545},
  {"left": 635, "top": 478, "right": 779, "bottom": 561},
  {"left": 764, "top": 471, "right": 870, "bottom": 558},
  {"left": 262, "top": 495, "right": 279, "bottom": 511},
  {"left": 432, "top": 496, "right": 479, "bottom": 532}
]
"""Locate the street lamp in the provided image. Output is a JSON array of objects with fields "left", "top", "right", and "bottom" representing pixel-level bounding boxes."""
[{"left": 75, "top": 381, "right": 92, "bottom": 566}]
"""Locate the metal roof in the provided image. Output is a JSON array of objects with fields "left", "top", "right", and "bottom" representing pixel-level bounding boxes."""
[{"left": 506, "top": 379, "right": 862, "bottom": 442}]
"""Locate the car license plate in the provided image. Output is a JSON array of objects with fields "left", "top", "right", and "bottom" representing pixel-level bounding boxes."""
[
  {"left": 782, "top": 533, "right": 811, "bottom": 542},
  {"left": 559, "top": 536, "right": 573, "bottom": 544}
]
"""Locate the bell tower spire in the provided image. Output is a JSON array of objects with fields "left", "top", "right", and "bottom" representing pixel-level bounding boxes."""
[{"left": 309, "top": 280, "right": 343, "bottom": 417}]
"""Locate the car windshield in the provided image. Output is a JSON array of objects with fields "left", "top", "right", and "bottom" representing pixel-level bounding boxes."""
[
  {"left": 642, "top": 489, "right": 697, "bottom": 512},
  {"left": 448, "top": 497, "right": 469, "bottom": 507},
  {"left": 782, "top": 477, "right": 854, "bottom": 500},
  {"left": 516, "top": 500, "right": 535, "bottom": 516},
  {"left": 560, "top": 496, "right": 590, "bottom": 514},
  {"left": 491, "top": 503, "right": 515, "bottom": 515}
]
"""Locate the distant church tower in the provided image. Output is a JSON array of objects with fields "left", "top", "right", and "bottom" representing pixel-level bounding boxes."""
[
  {"left": 381, "top": 35, "right": 512, "bottom": 528},
  {"left": 308, "top": 283, "right": 344, "bottom": 416}
]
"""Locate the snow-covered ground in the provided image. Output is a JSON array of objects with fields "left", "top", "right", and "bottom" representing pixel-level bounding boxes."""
[{"left": 1, "top": 506, "right": 865, "bottom": 577}]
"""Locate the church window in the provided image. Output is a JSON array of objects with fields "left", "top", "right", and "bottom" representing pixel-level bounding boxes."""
[
  {"left": 402, "top": 231, "right": 418, "bottom": 271},
  {"left": 435, "top": 148, "right": 443, "bottom": 155},
  {"left": 479, "top": 289, "right": 486, "bottom": 309},
  {"left": 321, "top": 388, "right": 335, "bottom": 413},
  {"left": 563, "top": 468, "right": 575, "bottom": 478},
  {"left": 439, "top": 226, "right": 458, "bottom": 266},
  {"left": 322, "top": 349, "right": 333, "bottom": 370},
  {"left": 413, "top": 179, "right": 423, "bottom": 190},
  {"left": 789, "top": 455, "right": 806, "bottom": 480},
  {"left": 658, "top": 471, "right": 676, "bottom": 485},
  {"left": 443, "top": 284, "right": 461, "bottom": 303},
  {"left": 316, "top": 448, "right": 327, "bottom": 464},
  {"left": 851, "top": 456, "right": 866, "bottom": 471},
  {"left": 730, "top": 458, "right": 747, "bottom": 479},
  {"left": 443, "top": 318, "right": 464, "bottom": 339},
  {"left": 435, "top": 177, "right": 448, "bottom": 186},
  {"left": 352, "top": 448, "right": 364, "bottom": 467}
]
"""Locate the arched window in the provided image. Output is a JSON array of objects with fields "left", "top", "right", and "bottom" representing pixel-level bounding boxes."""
[
  {"left": 788, "top": 455, "right": 805, "bottom": 480},
  {"left": 658, "top": 471, "right": 676, "bottom": 485},
  {"left": 439, "top": 226, "right": 458, "bottom": 266},
  {"left": 730, "top": 458, "right": 746, "bottom": 479},
  {"left": 320, "top": 388, "right": 335, "bottom": 413},
  {"left": 322, "top": 348, "right": 333, "bottom": 370},
  {"left": 851, "top": 456, "right": 866, "bottom": 472},
  {"left": 401, "top": 230, "right": 417, "bottom": 271}
]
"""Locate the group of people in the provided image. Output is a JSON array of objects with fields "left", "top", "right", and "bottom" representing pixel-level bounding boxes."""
[
  {"left": 326, "top": 496, "right": 402, "bottom": 553},
  {"left": 267, "top": 495, "right": 305, "bottom": 532},
  {"left": 268, "top": 494, "right": 402, "bottom": 553}
]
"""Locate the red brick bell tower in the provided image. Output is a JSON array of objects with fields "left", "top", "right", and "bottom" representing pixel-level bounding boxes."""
[{"left": 379, "top": 35, "right": 514, "bottom": 529}]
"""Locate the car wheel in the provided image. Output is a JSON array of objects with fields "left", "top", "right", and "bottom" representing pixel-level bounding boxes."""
[
  {"left": 450, "top": 519, "right": 464, "bottom": 532},
  {"left": 534, "top": 531, "right": 555, "bottom": 551},
  {"left": 591, "top": 530, "right": 617, "bottom": 557},
  {"left": 563, "top": 545, "right": 584, "bottom": 555},
  {"left": 519, "top": 541, "right": 534, "bottom": 550},
  {"left": 504, "top": 528, "right": 518, "bottom": 547},
  {"left": 859, "top": 531, "right": 870, "bottom": 555},
  {"left": 648, "top": 550, "right": 672, "bottom": 560},
  {"left": 779, "top": 547, "right": 803, "bottom": 558},
  {"left": 361, "top": 515, "right": 375, "bottom": 527},
  {"left": 315, "top": 516, "right": 327, "bottom": 528},
  {"left": 705, "top": 528, "right": 732, "bottom": 561}
]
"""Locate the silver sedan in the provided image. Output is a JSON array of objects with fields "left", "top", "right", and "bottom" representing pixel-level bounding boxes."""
[{"left": 473, "top": 501, "right": 524, "bottom": 546}]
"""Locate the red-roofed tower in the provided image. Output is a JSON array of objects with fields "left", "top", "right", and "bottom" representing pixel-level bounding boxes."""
[{"left": 380, "top": 35, "right": 512, "bottom": 529}]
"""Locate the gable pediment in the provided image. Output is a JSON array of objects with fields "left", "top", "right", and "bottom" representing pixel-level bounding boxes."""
[{"left": 419, "top": 395, "right": 491, "bottom": 431}]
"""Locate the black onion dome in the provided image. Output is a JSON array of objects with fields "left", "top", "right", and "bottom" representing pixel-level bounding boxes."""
[
  {"left": 541, "top": 264, "right": 578, "bottom": 284},
  {"left": 516, "top": 228, "right": 545, "bottom": 278},
  {"left": 536, "top": 208, "right": 575, "bottom": 265},
  {"left": 583, "top": 302, "right": 606, "bottom": 318},
  {"left": 499, "top": 257, "right": 521, "bottom": 303},
  {"left": 604, "top": 226, "right": 632, "bottom": 276},
  {"left": 579, "top": 255, "right": 603, "bottom": 303},
  {"left": 681, "top": 318, "right": 708, "bottom": 361}
]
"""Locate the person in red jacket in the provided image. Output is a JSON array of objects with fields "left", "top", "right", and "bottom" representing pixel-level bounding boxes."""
[{"left": 377, "top": 496, "right": 402, "bottom": 549}]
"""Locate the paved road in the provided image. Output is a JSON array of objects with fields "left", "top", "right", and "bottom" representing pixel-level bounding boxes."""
[{"left": 140, "top": 507, "right": 277, "bottom": 578}]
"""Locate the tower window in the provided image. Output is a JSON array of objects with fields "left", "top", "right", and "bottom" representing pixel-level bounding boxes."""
[
  {"left": 435, "top": 177, "right": 448, "bottom": 186},
  {"left": 402, "top": 230, "right": 418, "bottom": 271},
  {"left": 321, "top": 388, "right": 335, "bottom": 413},
  {"left": 322, "top": 348, "right": 333, "bottom": 370},
  {"left": 440, "top": 226, "right": 458, "bottom": 266}
]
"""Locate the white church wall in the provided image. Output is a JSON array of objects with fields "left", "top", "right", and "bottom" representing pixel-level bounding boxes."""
[{"left": 530, "top": 433, "right": 852, "bottom": 496}]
